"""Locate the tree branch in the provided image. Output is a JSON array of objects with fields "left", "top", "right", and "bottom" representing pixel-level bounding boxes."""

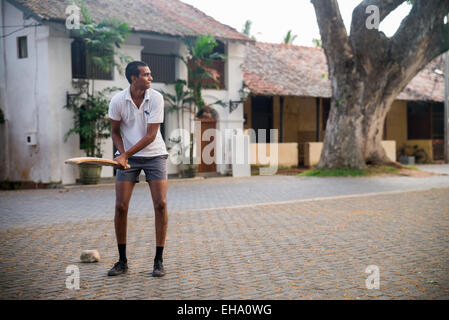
[
  {"left": 348, "top": 1, "right": 407, "bottom": 76},
  {"left": 427, "top": 21, "right": 449, "bottom": 61},
  {"left": 377, "top": 0, "right": 449, "bottom": 105},
  {"left": 391, "top": 0, "right": 449, "bottom": 64},
  {"left": 350, "top": 0, "right": 407, "bottom": 36},
  {"left": 311, "top": 0, "right": 353, "bottom": 67}
]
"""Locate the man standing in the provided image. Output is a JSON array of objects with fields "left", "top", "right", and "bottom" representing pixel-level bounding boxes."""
[{"left": 107, "top": 61, "right": 168, "bottom": 277}]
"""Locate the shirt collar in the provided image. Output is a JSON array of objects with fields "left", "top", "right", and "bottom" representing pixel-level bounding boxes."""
[{"left": 125, "top": 86, "right": 151, "bottom": 102}]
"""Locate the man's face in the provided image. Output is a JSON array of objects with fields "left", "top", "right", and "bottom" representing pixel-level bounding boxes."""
[{"left": 132, "top": 66, "right": 153, "bottom": 89}]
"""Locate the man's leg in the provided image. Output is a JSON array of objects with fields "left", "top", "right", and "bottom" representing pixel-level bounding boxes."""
[
  {"left": 115, "top": 181, "right": 136, "bottom": 245},
  {"left": 108, "top": 181, "right": 135, "bottom": 276},
  {"left": 148, "top": 179, "right": 168, "bottom": 277}
]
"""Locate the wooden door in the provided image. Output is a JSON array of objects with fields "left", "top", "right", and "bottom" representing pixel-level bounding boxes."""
[{"left": 198, "top": 119, "right": 217, "bottom": 173}]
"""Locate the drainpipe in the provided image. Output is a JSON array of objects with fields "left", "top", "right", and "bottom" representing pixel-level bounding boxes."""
[
  {"left": 316, "top": 98, "right": 320, "bottom": 142},
  {"left": 0, "top": 0, "right": 10, "bottom": 181},
  {"left": 445, "top": 41, "right": 449, "bottom": 163},
  {"left": 280, "top": 96, "right": 284, "bottom": 143}
]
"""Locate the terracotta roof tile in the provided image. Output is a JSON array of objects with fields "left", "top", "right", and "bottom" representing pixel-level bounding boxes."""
[
  {"left": 243, "top": 42, "right": 445, "bottom": 102},
  {"left": 11, "top": 0, "right": 251, "bottom": 41}
]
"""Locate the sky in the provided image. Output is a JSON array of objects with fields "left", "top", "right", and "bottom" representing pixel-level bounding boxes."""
[{"left": 180, "top": 0, "right": 412, "bottom": 46}]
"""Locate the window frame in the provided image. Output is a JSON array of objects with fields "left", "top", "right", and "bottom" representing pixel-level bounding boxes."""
[
  {"left": 71, "top": 38, "right": 114, "bottom": 80},
  {"left": 17, "top": 36, "right": 28, "bottom": 59}
]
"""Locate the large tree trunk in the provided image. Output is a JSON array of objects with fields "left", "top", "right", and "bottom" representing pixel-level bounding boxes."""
[
  {"left": 312, "top": 0, "right": 449, "bottom": 169},
  {"left": 319, "top": 76, "right": 396, "bottom": 168}
]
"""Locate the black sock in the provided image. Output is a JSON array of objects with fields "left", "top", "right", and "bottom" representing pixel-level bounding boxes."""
[
  {"left": 118, "top": 244, "right": 127, "bottom": 263},
  {"left": 155, "top": 246, "right": 164, "bottom": 262}
]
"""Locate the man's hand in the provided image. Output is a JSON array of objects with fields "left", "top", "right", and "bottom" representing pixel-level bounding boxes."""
[{"left": 113, "top": 153, "right": 130, "bottom": 170}]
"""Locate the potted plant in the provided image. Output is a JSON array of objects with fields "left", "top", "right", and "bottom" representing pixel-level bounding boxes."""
[
  {"left": 398, "top": 145, "right": 415, "bottom": 165},
  {"left": 398, "top": 144, "right": 430, "bottom": 165},
  {"left": 64, "top": 1, "right": 130, "bottom": 184},
  {"left": 65, "top": 86, "right": 121, "bottom": 184}
]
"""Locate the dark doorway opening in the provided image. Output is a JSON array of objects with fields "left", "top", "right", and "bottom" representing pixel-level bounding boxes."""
[{"left": 251, "top": 95, "right": 273, "bottom": 143}]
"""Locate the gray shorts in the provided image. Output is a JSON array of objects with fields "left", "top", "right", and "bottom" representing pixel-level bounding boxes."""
[{"left": 116, "top": 154, "right": 168, "bottom": 182}]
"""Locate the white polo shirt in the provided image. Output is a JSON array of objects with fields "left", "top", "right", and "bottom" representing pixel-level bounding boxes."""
[{"left": 108, "top": 86, "right": 168, "bottom": 157}]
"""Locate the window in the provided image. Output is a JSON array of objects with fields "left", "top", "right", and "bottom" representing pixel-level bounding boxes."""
[
  {"left": 407, "top": 101, "right": 444, "bottom": 140},
  {"left": 141, "top": 53, "right": 176, "bottom": 83},
  {"left": 71, "top": 38, "right": 113, "bottom": 80},
  {"left": 17, "top": 36, "right": 27, "bottom": 59},
  {"left": 407, "top": 102, "right": 431, "bottom": 140}
]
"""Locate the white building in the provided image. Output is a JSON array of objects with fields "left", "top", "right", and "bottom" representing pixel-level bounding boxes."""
[{"left": 0, "top": 0, "right": 252, "bottom": 185}]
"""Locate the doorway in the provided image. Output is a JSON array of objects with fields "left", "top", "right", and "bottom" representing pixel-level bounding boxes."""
[
  {"left": 198, "top": 118, "right": 217, "bottom": 173},
  {"left": 251, "top": 95, "right": 273, "bottom": 143}
]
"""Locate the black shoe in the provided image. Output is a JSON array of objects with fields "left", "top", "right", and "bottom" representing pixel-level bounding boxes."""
[
  {"left": 152, "top": 259, "right": 166, "bottom": 277},
  {"left": 107, "top": 261, "right": 128, "bottom": 276}
]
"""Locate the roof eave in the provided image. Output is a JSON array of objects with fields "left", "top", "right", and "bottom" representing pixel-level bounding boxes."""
[{"left": 43, "top": 18, "right": 253, "bottom": 43}]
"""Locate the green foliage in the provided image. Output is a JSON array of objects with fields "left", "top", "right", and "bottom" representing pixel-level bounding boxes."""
[
  {"left": 242, "top": 20, "right": 257, "bottom": 41},
  {"left": 158, "top": 79, "right": 193, "bottom": 155},
  {"left": 242, "top": 20, "right": 252, "bottom": 37},
  {"left": 187, "top": 34, "right": 223, "bottom": 61},
  {"left": 169, "top": 35, "right": 229, "bottom": 166},
  {"left": 297, "top": 165, "right": 401, "bottom": 177},
  {"left": 64, "top": 1, "right": 131, "bottom": 157},
  {"left": 181, "top": 34, "right": 226, "bottom": 110},
  {"left": 283, "top": 30, "right": 298, "bottom": 44},
  {"left": 64, "top": 87, "right": 121, "bottom": 157},
  {"left": 71, "top": 0, "right": 132, "bottom": 76},
  {"left": 398, "top": 144, "right": 430, "bottom": 163},
  {"left": 313, "top": 38, "right": 322, "bottom": 47},
  {"left": 298, "top": 168, "right": 369, "bottom": 177},
  {"left": 159, "top": 80, "right": 194, "bottom": 114}
]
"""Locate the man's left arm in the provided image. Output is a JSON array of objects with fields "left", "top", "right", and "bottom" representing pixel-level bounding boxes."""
[{"left": 114, "top": 123, "right": 159, "bottom": 164}]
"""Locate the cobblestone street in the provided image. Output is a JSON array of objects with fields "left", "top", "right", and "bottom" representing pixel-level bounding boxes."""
[
  {"left": 1, "top": 174, "right": 449, "bottom": 229},
  {"left": 0, "top": 175, "right": 448, "bottom": 300}
]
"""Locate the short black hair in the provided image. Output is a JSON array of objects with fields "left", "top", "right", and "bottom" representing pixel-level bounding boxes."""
[{"left": 125, "top": 61, "right": 148, "bottom": 84}]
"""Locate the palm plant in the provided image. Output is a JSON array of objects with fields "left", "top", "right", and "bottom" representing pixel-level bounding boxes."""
[
  {"left": 181, "top": 34, "right": 226, "bottom": 110},
  {"left": 312, "top": 38, "right": 322, "bottom": 47},
  {"left": 158, "top": 80, "right": 194, "bottom": 161},
  {"left": 283, "top": 30, "right": 298, "bottom": 44},
  {"left": 242, "top": 20, "right": 257, "bottom": 41},
  {"left": 178, "top": 35, "right": 227, "bottom": 167}
]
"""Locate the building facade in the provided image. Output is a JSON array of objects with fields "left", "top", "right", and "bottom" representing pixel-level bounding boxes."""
[
  {"left": 0, "top": 0, "right": 252, "bottom": 185},
  {"left": 242, "top": 43, "right": 446, "bottom": 166}
]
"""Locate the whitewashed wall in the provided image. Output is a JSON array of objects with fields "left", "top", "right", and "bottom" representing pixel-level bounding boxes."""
[
  {"left": 46, "top": 23, "right": 146, "bottom": 184},
  {"left": 0, "top": 0, "right": 9, "bottom": 181},
  {"left": 1, "top": 1, "right": 246, "bottom": 184},
  {"left": 2, "top": 1, "right": 51, "bottom": 183}
]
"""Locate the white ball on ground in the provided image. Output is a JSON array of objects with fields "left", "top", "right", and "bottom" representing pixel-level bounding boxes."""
[{"left": 80, "top": 250, "right": 100, "bottom": 263}]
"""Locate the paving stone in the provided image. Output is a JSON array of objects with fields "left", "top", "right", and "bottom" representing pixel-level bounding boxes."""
[{"left": 0, "top": 181, "right": 448, "bottom": 299}]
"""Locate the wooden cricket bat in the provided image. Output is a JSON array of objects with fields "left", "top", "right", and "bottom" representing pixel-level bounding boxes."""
[{"left": 65, "top": 157, "right": 131, "bottom": 169}]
